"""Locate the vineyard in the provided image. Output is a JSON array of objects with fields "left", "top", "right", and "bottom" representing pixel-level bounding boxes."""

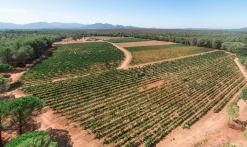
[
  {"left": 107, "top": 38, "right": 149, "bottom": 43},
  {"left": 125, "top": 44, "right": 213, "bottom": 65},
  {"left": 22, "top": 51, "right": 246, "bottom": 147},
  {"left": 20, "top": 42, "right": 124, "bottom": 86}
]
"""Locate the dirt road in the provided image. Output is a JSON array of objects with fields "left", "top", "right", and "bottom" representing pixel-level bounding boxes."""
[
  {"left": 110, "top": 43, "right": 132, "bottom": 70},
  {"left": 235, "top": 58, "right": 247, "bottom": 79}
]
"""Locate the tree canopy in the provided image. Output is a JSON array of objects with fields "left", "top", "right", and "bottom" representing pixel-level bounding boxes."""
[
  {"left": 0, "top": 96, "right": 45, "bottom": 147},
  {"left": 0, "top": 64, "right": 13, "bottom": 73}
]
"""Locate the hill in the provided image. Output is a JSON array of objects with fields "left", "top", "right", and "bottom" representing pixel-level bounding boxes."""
[{"left": 0, "top": 22, "right": 137, "bottom": 29}]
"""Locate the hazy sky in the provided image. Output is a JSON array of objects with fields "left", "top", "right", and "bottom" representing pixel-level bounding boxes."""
[{"left": 0, "top": 0, "right": 247, "bottom": 29}]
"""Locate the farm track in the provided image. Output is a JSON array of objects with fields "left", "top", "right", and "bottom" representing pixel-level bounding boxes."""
[{"left": 110, "top": 43, "right": 132, "bottom": 70}]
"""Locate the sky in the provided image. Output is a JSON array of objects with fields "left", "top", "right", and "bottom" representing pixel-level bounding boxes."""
[{"left": 0, "top": 0, "right": 247, "bottom": 29}]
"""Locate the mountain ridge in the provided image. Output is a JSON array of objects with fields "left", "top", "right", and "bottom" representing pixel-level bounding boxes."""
[{"left": 0, "top": 22, "right": 137, "bottom": 29}]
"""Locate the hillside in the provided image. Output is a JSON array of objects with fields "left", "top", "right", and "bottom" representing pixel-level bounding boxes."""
[{"left": 0, "top": 22, "right": 137, "bottom": 29}]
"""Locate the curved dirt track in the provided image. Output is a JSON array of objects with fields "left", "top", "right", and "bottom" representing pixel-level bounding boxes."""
[{"left": 110, "top": 43, "right": 132, "bottom": 69}]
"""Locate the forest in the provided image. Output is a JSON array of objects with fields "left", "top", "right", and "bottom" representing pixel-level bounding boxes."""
[{"left": 1, "top": 29, "right": 247, "bottom": 67}]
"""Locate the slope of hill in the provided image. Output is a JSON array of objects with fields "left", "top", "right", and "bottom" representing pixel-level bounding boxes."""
[
  {"left": 81, "top": 23, "right": 137, "bottom": 29},
  {"left": 0, "top": 22, "right": 137, "bottom": 29}
]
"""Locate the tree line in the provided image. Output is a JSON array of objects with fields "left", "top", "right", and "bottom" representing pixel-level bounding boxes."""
[{"left": 0, "top": 32, "right": 66, "bottom": 67}]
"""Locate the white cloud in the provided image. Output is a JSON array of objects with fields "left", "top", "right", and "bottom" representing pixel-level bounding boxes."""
[
  {"left": 0, "top": 8, "right": 27, "bottom": 13},
  {"left": 107, "top": 14, "right": 113, "bottom": 17}
]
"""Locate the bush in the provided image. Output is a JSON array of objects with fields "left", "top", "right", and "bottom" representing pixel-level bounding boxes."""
[
  {"left": 0, "top": 75, "right": 11, "bottom": 93},
  {"left": 244, "top": 129, "right": 247, "bottom": 140},
  {"left": 240, "top": 85, "right": 247, "bottom": 101},
  {"left": 4, "top": 130, "right": 57, "bottom": 147},
  {"left": 0, "top": 64, "right": 13, "bottom": 73}
]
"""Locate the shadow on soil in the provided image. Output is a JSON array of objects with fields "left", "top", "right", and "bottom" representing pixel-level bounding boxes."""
[
  {"left": 8, "top": 81, "right": 23, "bottom": 91},
  {"left": 2, "top": 118, "right": 42, "bottom": 145},
  {"left": 228, "top": 119, "right": 247, "bottom": 132},
  {"left": 48, "top": 128, "right": 73, "bottom": 147}
]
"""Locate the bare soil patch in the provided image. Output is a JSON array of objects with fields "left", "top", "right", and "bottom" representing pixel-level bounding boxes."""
[
  {"left": 54, "top": 37, "right": 87, "bottom": 45},
  {"left": 35, "top": 107, "right": 106, "bottom": 147},
  {"left": 90, "top": 36, "right": 121, "bottom": 40},
  {"left": 115, "top": 40, "right": 176, "bottom": 47},
  {"left": 139, "top": 80, "right": 163, "bottom": 92}
]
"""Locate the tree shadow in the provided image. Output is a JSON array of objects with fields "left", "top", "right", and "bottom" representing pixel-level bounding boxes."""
[
  {"left": 4, "top": 118, "right": 41, "bottom": 135},
  {"left": 2, "top": 74, "right": 11, "bottom": 78},
  {"left": 47, "top": 128, "right": 73, "bottom": 147},
  {"left": 22, "top": 119, "right": 42, "bottom": 133},
  {"left": 228, "top": 119, "right": 247, "bottom": 132},
  {"left": 8, "top": 81, "right": 23, "bottom": 91}
]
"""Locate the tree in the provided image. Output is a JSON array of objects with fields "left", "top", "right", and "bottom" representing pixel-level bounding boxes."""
[
  {"left": 0, "top": 100, "right": 10, "bottom": 147},
  {"left": 0, "top": 75, "right": 11, "bottom": 93},
  {"left": 0, "top": 47, "right": 13, "bottom": 65},
  {"left": 221, "top": 42, "right": 246, "bottom": 53},
  {"left": 8, "top": 96, "right": 45, "bottom": 134},
  {"left": 212, "top": 39, "right": 222, "bottom": 49},
  {"left": 13, "top": 45, "right": 34, "bottom": 65},
  {"left": 4, "top": 130, "right": 57, "bottom": 147},
  {"left": 224, "top": 100, "right": 239, "bottom": 124}
]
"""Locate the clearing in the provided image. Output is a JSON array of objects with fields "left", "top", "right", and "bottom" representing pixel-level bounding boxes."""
[{"left": 107, "top": 37, "right": 149, "bottom": 43}]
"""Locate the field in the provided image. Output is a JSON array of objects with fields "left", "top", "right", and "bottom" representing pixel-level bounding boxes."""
[
  {"left": 114, "top": 40, "right": 176, "bottom": 47},
  {"left": 20, "top": 42, "right": 124, "bottom": 86},
  {"left": 107, "top": 38, "right": 149, "bottom": 43},
  {"left": 125, "top": 44, "right": 213, "bottom": 65},
  {"left": 22, "top": 51, "right": 246, "bottom": 147}
]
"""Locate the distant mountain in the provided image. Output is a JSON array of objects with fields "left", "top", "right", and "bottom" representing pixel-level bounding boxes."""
[
  {"left": 0, "top": 22, "right": 137, "bottom": 29},
  {"left": 81, "top": 23, "right": 137, "bottom": 29},
  {"left": 239, "top": 27, "right": 247, "bottom": 30}
]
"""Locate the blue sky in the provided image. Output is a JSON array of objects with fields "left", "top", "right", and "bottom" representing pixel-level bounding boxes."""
[{"left": 0, "top": 0, "right": 247, "bottom": 29}]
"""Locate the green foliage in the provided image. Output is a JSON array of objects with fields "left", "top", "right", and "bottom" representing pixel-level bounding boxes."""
[
  {"left": 222, "top": 142, "right": 241, "bottom": 147},
  {"left": 240, "top": 85, "right": 247, "bottom": 101},
  {"left": 244, "top": 128, "right": 247, "bottom": 140},
  {"left": 7, "top": 96, "right": 45, "bottom": 134},
  {"left": 0, "top": 33, "right": 65, "bottom": 67},
  {"left": 107, "top": 38, "right": 149, "bottom": 43},
  {"left": 212, "top": 39, "right": 223, "bottom": 49},
  {"left": 0, "top": 75, "right": 11, "bottom": 93},
  {"left": 4, "top": 130, "right": 57, "bottom": 147},
  {"left": 225, "top": 100, "right": 239, "bottom": 123},
  {"left": 0, "top": 63, "right": 13, "bottom": 73},
  {"left": 221, "top": 42, "right": 246, "bottom": 53}
]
